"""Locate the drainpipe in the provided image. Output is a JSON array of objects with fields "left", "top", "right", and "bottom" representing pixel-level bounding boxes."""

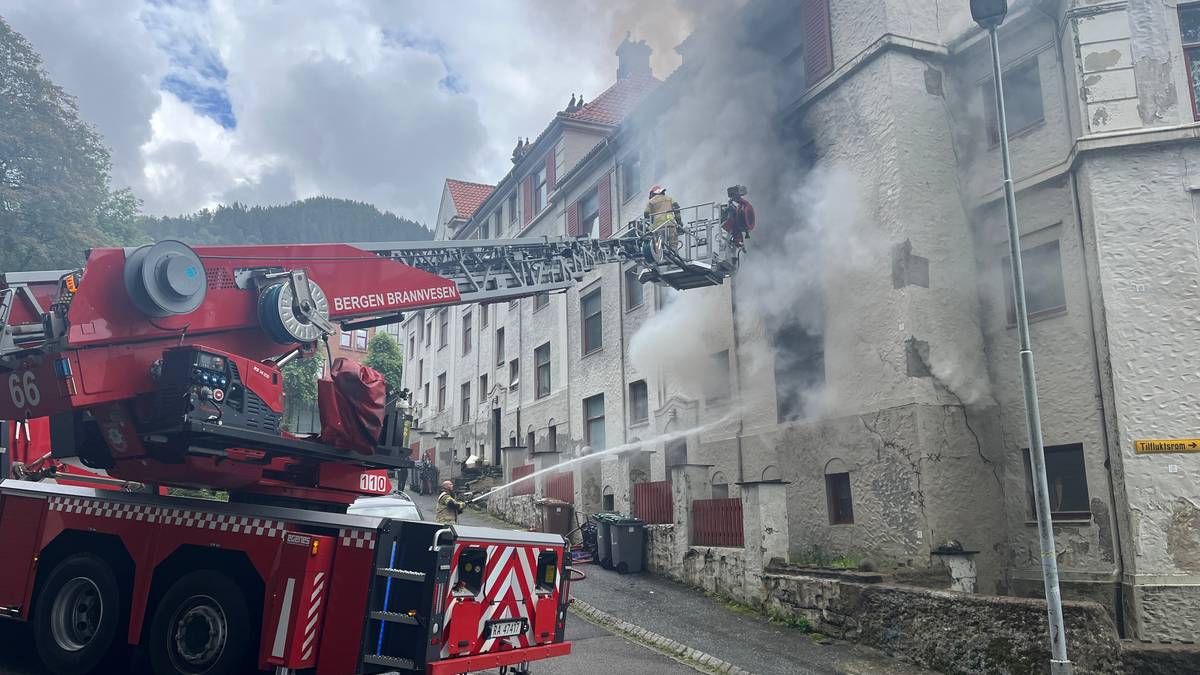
[
  {"left": 730, "top": 273, "right": 745, "bottom": 483},
  {"left": 1038, "top": 1, "right": 1127, "bottom": 637},
  {"left": 1070, "top": 169, "right": 1128, "bottom": 637}
]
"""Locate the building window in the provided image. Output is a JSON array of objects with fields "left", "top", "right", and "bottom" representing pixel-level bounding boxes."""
[
  {"left": 629, "top": 379, "right": 649, "bottom": 424},
  {"left": 826, "top": 473, "right": 854, "bottom": 524},
  {"left": 340, "top": 331, "right": 352, "bottom": 348},
  {"left": 481, "top": 304, "right": 489, "bottom": 329},
  {"left": 1181, "top": 4, "right": 1200, "bottom": 119},
  {"left": 774, "top": 322, "right": 825, "bottom": 422},
  {"left": 425, "top": 320, "right": 432, "bottom": 347},
  {"left": 423, "top": 382, "right": 430, "bottom": 407},
  {"left": 526, "top": 430, "right": 536, "bottom": 453},
  {"left": 584, "top": 394, "right": 605, "bottom": 450},
  {"left": 581, "top": 289, "right": 602, "bottom": 355},
  {"left": 438, "top": 311, "right": 449, "bottom": 349},
  {"left": 508, "top": 192, "right": 518, "bottom": 225},
  {"left": 480, "top": 219, "right": 489, "bottom": 240},
  {"left": 437, "top": 373, "right": 446, "bottom": 411},
  {"left": 355, "top": 329, "right": 368, "bottom": 351},
  {"left": 535, "top": 342, "right": 551, "bottom": 399},
  {"left": 509, "top": 358, "right": 520, "bottom": 392},
  {"left": 533, "top": 164, "right": 547, "bottom": 214},
  {"left": 580, "top": 189, "right": 600, "bottom": 238},
  {"left": 706, "top": 350, "right": 731, "bottom": 403},
  {"left": 1023, "top": 443, "right": 1090, "bottom": 520},
  {"left": 620, "top": 153, "right": 640, "bottom": 202},
  {"left": 625, "top": 268, "right": 644, "bottom": 309},
  {"left": 417, "top": 359, "right": 424, "bottom": 386},
  {"left": 534, "top": 292, "right": 549, "bottom": 311},
  {"left": 1002, "top": 240, "right": 1066, "bottom": 324},
  {"left": 480, "top": 374, "right": 488, "bottom": 400},
  {"left": 983, "top": 56, "right": 1044, "bottom": 144},
  {"left": 408, "top": 334, "right": 416, "bottom": 358},
  {"left": 460, "top": 382, "right": 471, "bottom": 424},
  {"left": 547, "top": 424, "right": 558, "bottom": 452},
  {"left": 462, "top": 310, "right": 472, "bottom": 355},
  {"left": 495, "top": 327, "right": 505, "bottom": 366}
]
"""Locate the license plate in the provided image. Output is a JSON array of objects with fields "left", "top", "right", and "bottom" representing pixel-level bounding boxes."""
[{"left": 486, "top": 619, "right": 525, "bottom": 639}]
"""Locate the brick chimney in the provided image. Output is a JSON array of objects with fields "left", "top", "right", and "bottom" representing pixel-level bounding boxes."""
[{"left": 616, "top": 35, "right": 652, "bottom": 80}]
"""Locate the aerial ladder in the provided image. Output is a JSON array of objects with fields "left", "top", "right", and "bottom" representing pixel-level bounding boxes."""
[{"left": 0, "top": 188, "right": 748, "bottom": 675}]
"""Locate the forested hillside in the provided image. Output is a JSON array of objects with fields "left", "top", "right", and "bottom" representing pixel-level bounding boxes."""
[{"left": 141, "top": 197, "right": 429, "bottom": 247}]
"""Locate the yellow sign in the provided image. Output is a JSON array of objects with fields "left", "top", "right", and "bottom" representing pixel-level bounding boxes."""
[{"left": 1135, "top": 439, "right": 1200, "bottom": 454}]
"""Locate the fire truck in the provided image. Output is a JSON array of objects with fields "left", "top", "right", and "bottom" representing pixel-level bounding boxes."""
[{"left": 0, "top": 202, "right": 741, "bottom": 675}]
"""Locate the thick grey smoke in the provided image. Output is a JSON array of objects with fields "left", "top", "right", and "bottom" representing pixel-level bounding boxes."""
[{"left": 629, "top": 0, "right": 874, "bottom": 413}]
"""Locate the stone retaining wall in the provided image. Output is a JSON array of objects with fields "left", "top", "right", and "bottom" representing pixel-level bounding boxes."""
[
  {"left": 485, "top": 494, "right": 540, "bottom": 530},
  {"left": 764, "top": 570, "right": 1123, "bottom": 674},
  {"left": 645, "top": 524, "right": 750, "bottom": 604}
]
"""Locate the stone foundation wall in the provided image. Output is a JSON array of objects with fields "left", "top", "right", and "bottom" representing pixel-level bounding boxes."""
[
  {"left": 485, "top": 495, "right": 540, "bottom": 530},
  {"left": 764, "top": 571, "right": 1123, "bottom": 675},
  {"left": 645, "top": 524, "right": 751, "bottom": 605}
]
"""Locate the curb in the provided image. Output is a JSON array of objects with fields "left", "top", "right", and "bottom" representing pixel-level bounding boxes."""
[{"left": 569, "top": 598, "right": 755, "bottom": 675}]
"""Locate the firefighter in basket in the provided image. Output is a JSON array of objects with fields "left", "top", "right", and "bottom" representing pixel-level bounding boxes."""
[
  {"left": 643, "top": 185, "right": 682, "bottom": 262},
  {"left": 720, "top": 184, "right": 755, "bottom": 261}
]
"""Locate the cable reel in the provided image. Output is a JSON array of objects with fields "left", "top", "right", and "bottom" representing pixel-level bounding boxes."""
[{"left": 257, "top": 276, "right": 331, "bottom": 344}]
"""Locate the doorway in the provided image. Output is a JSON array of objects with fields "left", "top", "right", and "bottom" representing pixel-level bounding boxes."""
[{"left": 492, "top": 408, "right": 502, "bottom": 465}]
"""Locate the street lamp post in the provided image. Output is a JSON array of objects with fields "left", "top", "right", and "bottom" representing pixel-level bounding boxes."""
[{"left": 970, "top": 1, "right": 1072, "bottom": 673}]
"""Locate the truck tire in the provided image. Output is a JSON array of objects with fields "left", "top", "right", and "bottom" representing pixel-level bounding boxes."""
[
  {"left": 147, "top": 570, "right": 252, "bottom": 675},
  {"left": 33, "top": 553, "right": 122, "bottom": 675}
]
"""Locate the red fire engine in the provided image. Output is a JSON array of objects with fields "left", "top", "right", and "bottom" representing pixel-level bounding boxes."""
[{"left": 0, "top": 206, "right": 740, "bottom": 675}]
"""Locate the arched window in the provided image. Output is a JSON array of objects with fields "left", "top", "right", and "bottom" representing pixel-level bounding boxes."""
[
  {"left": 823, "top": 459, "right": 853, "bottom": 525},
  {"left": 711, "top": 471, "right": 729, "bottom": 499}
]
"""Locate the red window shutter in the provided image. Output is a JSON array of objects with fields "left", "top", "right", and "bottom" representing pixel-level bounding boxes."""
[
  {"left": 567, "top": 201, "right": 580, "bottom": 236},
  {"left": 545, "top": 151, "right": 557, "bottom": 192},
  {"left": 801, "top": 0, "right": 833, "bottom": 85},
  {"left": 521, "top": 176, "right": 533, "bottom": 225},
  {"left": 598, "top": 172, "right": 612, "bottom": 239}
]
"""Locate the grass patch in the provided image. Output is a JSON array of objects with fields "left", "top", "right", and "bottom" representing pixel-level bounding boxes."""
[{"left": 709, "top": 592, "right": 812, "bottom": 633}]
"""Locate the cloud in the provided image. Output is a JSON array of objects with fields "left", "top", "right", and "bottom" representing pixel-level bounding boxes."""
[{"left": 1, "top": 0, "right": 706, "bottom": 224}]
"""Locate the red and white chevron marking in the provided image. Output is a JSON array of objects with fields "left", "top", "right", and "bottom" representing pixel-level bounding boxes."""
[
  {"left": 300, "top": 571, "right": 327, "bottom": 662},
  {"left": 440, "top": 544, "right": 553, "bottom": 658},
  {"left": 48, "top": 496, "right": 283, "bottom": 537}
]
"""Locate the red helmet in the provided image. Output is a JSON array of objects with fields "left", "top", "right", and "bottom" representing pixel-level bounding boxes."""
[{"left": 649, "top": 185, "right": 665, "bottom": 197}]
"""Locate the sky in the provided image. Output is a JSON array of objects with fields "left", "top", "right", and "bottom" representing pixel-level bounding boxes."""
[{"left": 1, "top": 0, "right": 703, "bottom": 225}]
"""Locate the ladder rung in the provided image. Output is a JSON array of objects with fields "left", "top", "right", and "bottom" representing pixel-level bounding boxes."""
[
  {"left": 377, "top": 567, "right": 425, "bottom": 582},
  {"left": 370, "top": 611, "right": 419, "bottom": 625},
  {"left": 363, "top": 654, "right": 417, "bottom": 669}
]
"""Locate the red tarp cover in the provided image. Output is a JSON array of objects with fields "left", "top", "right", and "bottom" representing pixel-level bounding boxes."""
[{"left": 318, "top": 358, "right": 386, "bottom": 455}]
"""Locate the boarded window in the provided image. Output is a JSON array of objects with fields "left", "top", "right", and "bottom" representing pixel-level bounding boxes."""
[
  {"left": 801, "top": 0, "right": 833, "bottom": 84},
  {"left": 983, "top": 57, "right": 1044, "bottom": 144},
  {"left": 1023, "top": 443, "right": 1090, "bottom": 520},
  {"left": 825, "top": 473, "right": 854, "bottom": 524},
  {"left": 1002, "top": 240, "right": 1066, "bottom": 323}
]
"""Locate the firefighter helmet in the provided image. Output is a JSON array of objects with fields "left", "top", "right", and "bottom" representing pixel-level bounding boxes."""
[{"left": 649, "top": 185, "right": 666, "bottom": 197}]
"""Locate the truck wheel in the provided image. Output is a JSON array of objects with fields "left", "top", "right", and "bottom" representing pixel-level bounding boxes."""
[
  {"left": 33, "top": 553, "right": 122, "bottom": 675},
  {"left": 147, "top": 570, "right": 252, "bottom": 675}
]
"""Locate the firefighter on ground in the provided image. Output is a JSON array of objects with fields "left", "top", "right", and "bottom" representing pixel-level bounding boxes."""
[
  {"left": 643, "top": 185, "right": 682, "bottom": 261},
  {"left": 436, "top": 480, "right": 467, "bottom": 524}
]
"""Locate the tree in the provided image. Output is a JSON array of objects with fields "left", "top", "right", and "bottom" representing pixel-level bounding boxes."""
[
  {"left": 0, "top": 17, "right": 115, "bottom": 272},
  {"left": 364, "top": 332, "right": 404, "bottom": 392},
  {"left": 282, "top": 350, "right": 324, "bottom": 406}
]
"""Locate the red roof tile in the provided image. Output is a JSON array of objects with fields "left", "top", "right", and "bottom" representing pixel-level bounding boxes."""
[
  {"left": 563, "top": 74, "right": 661, "bottom": 126},
  {"left": 445, "top": 179, "right": 495, "bottom": 220}
]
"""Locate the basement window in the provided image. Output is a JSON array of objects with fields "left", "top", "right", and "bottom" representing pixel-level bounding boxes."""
[
  {"left": 1002, "top": 240, "right": 1066, "bottom": 324},
  {"left": 1023, "top": 443, "right": 1090, "bottom": 521},
  {"left": 825, "top": 473, "right": 854, "bottom": 525}
]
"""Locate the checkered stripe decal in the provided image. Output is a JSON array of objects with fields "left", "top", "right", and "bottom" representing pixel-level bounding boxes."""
[
  {"left": 337, "top": 528, "right": 376, "bottom": 549},
  {"left": 48, "top": 496, "right": 284, "bottom": 537}
]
